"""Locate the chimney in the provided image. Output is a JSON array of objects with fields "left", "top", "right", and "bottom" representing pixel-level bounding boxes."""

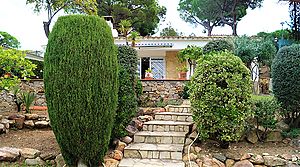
[{"left": 103, "top": 16, "right": 118, "bottom": 37}]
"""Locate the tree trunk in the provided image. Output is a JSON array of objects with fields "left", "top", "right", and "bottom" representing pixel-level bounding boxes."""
[
  {"left": 232, "top": 13, "right": 237, "bottom": 36},
  {"left": 207, "top": 27, "right": 213, "bottom": 36},
  {"left": 43, "top": 21, "right": 50, "bottom": 38}
]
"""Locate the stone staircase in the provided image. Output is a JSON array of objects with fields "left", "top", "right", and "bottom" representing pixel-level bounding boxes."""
[{"left": 119, "top": 104, "right": 193, "bottom": 167}]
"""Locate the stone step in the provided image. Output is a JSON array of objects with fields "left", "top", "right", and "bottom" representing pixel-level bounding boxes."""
[
  {"left": 143, "top": 120, "right": 192, "bottom": 132},
  {"left": 134, "top": 131, "right": 186, "bottom": 144},
  {"left": 165, "top": 105, "right": 191, "bottom": 113},
  {"left": 124, "top": 143, "right": 183, "bottom": 160},
  {"left": 155, "top": 112, "right": 193, "bottom": 122},
  {"left": 119, "top": 158, "right": 185, "bottom": 167}
]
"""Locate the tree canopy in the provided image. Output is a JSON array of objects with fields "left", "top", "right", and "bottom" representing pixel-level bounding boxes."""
[
  {"left": 26, "top": 0, "right": 98, "bottom": 37},
  {"left": 97, "top": 0, "right": 166, "bottom": 36},
  {"left": 0, "top": 31, "right": 20, "bottom": 49},
  {"left": 160, "top": 25, "right": 183, "bottom": 36}
]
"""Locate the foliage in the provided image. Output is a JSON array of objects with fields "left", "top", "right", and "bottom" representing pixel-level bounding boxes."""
[
  {"left": 272, "top": 44, "right": 300, "bottom": 128},
  {"left": 155, "top": 98, "right": 182, "bottom": 107},
  {"left": 181, "top": 81, "right": 191, "bottom": 99},
  {"left": 251, "top": 95, "right": 281, "bottom": 140},
  {"left": 97, "top": 0, "right": 166, "bottom": 36},
  {"left": 233, "top": 36, "right": 277, "bottom": 66},
  {"left": 203, "top": 40, "right": 234, "bottom": 54},
  {"left": 176, "top": 65, "right": 188, "bottom": 72},
  {"left": 0, "top": 47, "right": 36, "bottom": 91},
  {"left": 11, "top": 86, "right": 23, "bottom": 112},
  {"left": 160, "top": 25, "right": 182, "bottom": 36},
  {"left": 0, "top": 31, "right": 21, "bottom": 49},
  {"left": 145, "top": 68, "right": 152, "bottom": 73},
  {"left": 26, "top": 0, "right": 97, "bottom": 37},
  {"left": 282, "top": 128, "right": 300, "bottom": 138},
  {"left": 177, "top": 45, "right": 203, "bottom": 62},
  {"left": 112, "top": 46, "right": 138, "bottom": 139},
  {"left": 118, "top": 20, "right": 132, "bottom": 40},
  {"left": 44, "top": 15, "right": 118, "bottom": 166},
  {"left": 128, "top": 31, "right": 140, "bottom": 47},
  {"left": 257, "top": 29, "right": 292, "bottom": 40},
  {"left": 21, "top": 91, "right": 35, "bottom": 113},
  {"left": 190, "top": 51, "right": 252, "bottom": 143},
  {"left": 29, "top": 59, "right": 44, "bottom": 79}
]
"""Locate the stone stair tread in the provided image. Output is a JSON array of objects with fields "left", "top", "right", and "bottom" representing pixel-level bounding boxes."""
[
  {"left": 144, "top": 120, "right": 193, "bottom": 126},
  {"left": 119, "top": 158, "right": 185, "bottom": 167},
  {"left": 135, "top": 131, "right": 187, "bottom": 137},
  {"left": 166, "top": 105, "right": 190, "bottom": 108},
  {"left": 155, "top": 112, "right": 192, "bottom": 116},
  {"left": 125, "top": 143, "right": 183, "bottom": 152}
]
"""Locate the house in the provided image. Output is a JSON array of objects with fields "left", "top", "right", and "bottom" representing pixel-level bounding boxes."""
[{"left": 114, "top": 36, "right": 228, "bottom": 80}]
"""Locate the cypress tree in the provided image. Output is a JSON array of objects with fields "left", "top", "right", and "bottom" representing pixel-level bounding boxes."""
[{"left": 44, "top": 15, "right": 118, "bottom": 166}]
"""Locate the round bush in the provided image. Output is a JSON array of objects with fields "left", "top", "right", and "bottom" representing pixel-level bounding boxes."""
[
  {"left": 44, "top": 15, "right": 118, "bottom": 166},
  {"left": 272, "top": 44, "right": 300, "bottom": 127},
  {"left": 190, "top": 52, "right": 252, "bottom": 143},
  {"left": 112, "top": 46, "right": 139, "bottom": 139},
  {"left": 203, "top": 40, "right": 234, "bottom": 54}
]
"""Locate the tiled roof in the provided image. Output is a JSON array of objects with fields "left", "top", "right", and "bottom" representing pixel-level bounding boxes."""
[{"left": 114, "top": 35, "right": 231, "bottom": 40}]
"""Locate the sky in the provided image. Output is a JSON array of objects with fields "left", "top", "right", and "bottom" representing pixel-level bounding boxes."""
[{"left": 0, "top": 0, "right": 290, "bottom": 51}]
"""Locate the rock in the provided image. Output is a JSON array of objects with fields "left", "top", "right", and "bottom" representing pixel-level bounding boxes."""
[
  {"left": 115, "top": 141, "right": 127, "bottom": 152},
  {"left": 263, "top": 156, "right": 286, "bottom": 166},
  {"left": 212, "top": 158, "right": 225, "bottom": 167},
  {"left": 184, "top": 145, "right": 195, "bottom": 154},
  {"left": 202, "top": 156, "right": 214, "bottom": 167},
  {"left": 282, "top": 138, "right": 292, "bottom": 144},
  {"left": 262, "top": 153, "right": 269, "bottom": 156},
  {"left": 194, "top": 146, "right": 202, "bottom": 153},
  {"left": 225, "top": 152, "right": 242, "bottom": 161},
  {"left": 233, "top": 160, "right": 254, "bottom": 167},
  {"left": 8, "top": 114, "right": 18, "bottom": 120},
  {"left": 40, "top": 152, "right": 56, "bottom": 160},
  {"left": 20, "top": 148, "right": 41, "bottom": 159},
  {"left": 0, "top": 115, "right": 2, "bottom": 120},
  {"left": 247, "top": 130, "right": 258, "bottom": 144},
  {"left": 191, "top": 124, "right": 197, "bottom": 132},
  {"left": 250, "top": 154, "right": 264, "bottom": 165},
  {"left": 266, "top": 131, "right": 283, "bottom": 142},
  {"left": 196, "top": 158, "right": 203, "bottom": 167},
  {"left": 138, "top": 115, "right": 153, "bottom": 122},
  {"left": 121, "top": 136, "right": 132, "bottom": 144},
  {"left": 185, "top": 161, "right": 198, "bottom": 167},
  {"left": 125, "top": 125, "right": 138, "bottom": 137},
  {"left": 104, "top": 158, "right": 119, "bottom": 167},
  {"left": 183, "top": 153, "right": 197, "bottom": 161},
  {"left": 185, "top": 138, "right": 193, "bottom": 145},
  {"left": 1, "top": 119, "right": 10, "bottom": 129},
  {"left": 279, "top": 154, "right": 293, "bottom": 161},
  {"left": 0, "top": 124, "right": 5, "bottom": 134},
  {"left": 286, "top": 162, "right": 300, "bottom": 167},
  {"left": 34, "top": 121, "right": 49, "bottom": 128},
  {"left": 240, "top": 153, "right": 251, "bottom": 160},
  {"left": 24, "top": 120, "right": 35, "bottom": 129},
  {"left": 134, "top": 119, "right": 143, "bottom": 130},
  {"left": 25, "top": 157, "right": 45, "bottom": 166},
  {"left": 25, "top": 114, "right": 39, "bottom": 120},
  {"left": 0, "top": 147, "right": 20, "bottom": 162},
  {"left": 213, "top": 153, "right": 227, "bottom": 162},
  {"left": 225, "top": 159, "right": 235, "bottom": 167},
  {"left": 276, "top": 121, "right": 290, "bottom": 131},
  {"left": 14, "top": 117, "right": 25, "bottom": 129},
  {"left": 111, "top": 150, "right": 123, "bottom": 161},
  {"left": 189, "top": 131, "right": 198, "bottom": 139},
  {"left": 55, "top": 154, "right": 65, "bottom": 167}
]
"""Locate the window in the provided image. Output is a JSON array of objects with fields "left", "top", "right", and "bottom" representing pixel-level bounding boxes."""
[{"left": 138, "top": 57, "right": 165, "bottom": 79}]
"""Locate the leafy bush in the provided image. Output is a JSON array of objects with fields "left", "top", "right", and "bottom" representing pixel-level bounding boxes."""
[
  {"left": 251, "top": 95, "right": 281, "bottom": 140},
  {"left": 272, "top": 44, "right": 300, "bottom": 128},
  {"left": 21, "top": 91, "right": 35, "bottom": 113},
  {"left": 112, "top": 46, "right": 139, "bottom": 139},
  {"left": 181, "top": 81, "right": 191, "bottom": 99},
  {"left": 29, "top": 59, "right": 44, "bottom": 79},
  {"left": 44, "top": 15, "right": 118, "bottom": 166},
  {"left": 282, "top": 128, "right": 300, "bottom": 138},
  {"left": 203, "top": 40, "right": 234, "bottom": 54},
  {"left": 190, "top": 51, "right": 252, "bottom": 145}
]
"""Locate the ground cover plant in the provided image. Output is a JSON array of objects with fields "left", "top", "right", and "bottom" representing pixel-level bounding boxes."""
[{"left": 44, "top": 15, "right": 118, "bottom": 166}]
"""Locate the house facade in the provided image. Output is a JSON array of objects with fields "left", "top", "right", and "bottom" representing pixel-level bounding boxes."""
[{"left": 114, "top": 36, "right": 228, "bottom": 80}]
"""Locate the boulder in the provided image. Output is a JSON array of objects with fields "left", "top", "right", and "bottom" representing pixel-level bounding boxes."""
[
  {"left": 263, "top": 156, "right": 286, "bottom": 166},
  {"left": 55, "top": 154, "right": 65, "bottom": 167},
  {"left": 20, "top": 148, "right": 41, "bottom": 159},
  {"left": 225, "top": 159, "right": 235, "bottom": 167},
  {"left": 25, "top": 114, "right": 39, "bottom": 120},
  {"left": 125, "top": 125, "right": 138, "bottom": 137},
  {"left": 246, "top": 130, "right": 258, "bottom": 144},
  {"left": 250, "top": 154, "right": 264, "bottom": 165},
  {"left": 121, "top": 136, "right": 133, "bottom": 144},
  {"left": 24, "top": 120, "right": 35, "bottom": 129},
  {"left": 34, "top": 121, "right": 49, "bottom": 128},
  {"left": 233, "top": 160, "right": 254, "bottom": 167},
  {"left": 0, "top": 147, "right": 20, "bottom": 162},
  {"left": 276, "top": 121, "right": 290, "bottom": 131},
  {"left": 115, "top": 141, "right": 127, "bottom": 152},
  {"left": 213, "top": 153, "right": 227, "bottom": 162},
  {"left": 25, "top": 157, "right": 45, "bottom": 166},
  {"left": 104, "top": 158, "right": 119, "bottom": 167},
  {"left": 225, "top": 152, "right": 242, "bottom": 161},
  {"left": 266, "top": 131, "right": 283, "bottom": 142}
]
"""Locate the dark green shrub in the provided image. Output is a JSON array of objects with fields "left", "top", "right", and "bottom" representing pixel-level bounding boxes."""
[
  {"left": 44, "top": 15, "right": 118, "bottom": 166},
  {"left": 181, "top": 81, "right": 191, "bottom": 99},
  {"left": 190, "top": 52, "right": 252, "bottom": 145},
  {"left": 282, "top": 128, "right": 300, "bottom": 138},
  {"left": 111, "top": 46, "right": 138, "bottom": 139},
  {"left": 29, "top": 59, "right": 43, "bottom": 79},
  {"left": 251, "top": 95, "right": 281, "bottom": 140},
  {"left": 203, "top": 40, "right": 234, "bottom": 54},
  {"left": 272, "top": 44, "right": 300, "bottom": 128}
]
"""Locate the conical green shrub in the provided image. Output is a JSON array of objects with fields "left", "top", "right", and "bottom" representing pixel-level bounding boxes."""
[{"left": 44, "top": 15, "right": 118, "bottom": 166}]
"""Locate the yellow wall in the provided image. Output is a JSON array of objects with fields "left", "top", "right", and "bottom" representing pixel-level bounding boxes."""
[{"left": 165, "top": 51, "right": 185, "bottom": 79}]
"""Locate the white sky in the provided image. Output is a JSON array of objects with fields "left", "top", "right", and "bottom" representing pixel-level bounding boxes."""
[{"left": 0, "top": 0, "right": 290, "bottom": 51}]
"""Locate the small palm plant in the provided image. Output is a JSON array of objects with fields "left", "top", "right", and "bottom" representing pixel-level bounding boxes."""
[
  {"left": 128, "top": 31, "right": 140, "bottom": 47},
  {"left": 118, "top": 20, "right": 132, "bottom": 45},
  {"left": 21, "top": 91, "right": 35, "bottom": 113}
]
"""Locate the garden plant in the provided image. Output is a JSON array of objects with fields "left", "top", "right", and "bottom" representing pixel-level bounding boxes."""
[{"left": 44, "top": 15, "right": 118, "bottom": 166}]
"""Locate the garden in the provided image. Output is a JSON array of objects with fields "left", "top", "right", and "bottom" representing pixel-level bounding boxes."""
[{"left": 0, "top": 10, "right": 300, "bottom": 167}]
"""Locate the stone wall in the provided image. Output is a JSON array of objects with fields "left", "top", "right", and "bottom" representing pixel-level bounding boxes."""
[
  {"left": 0, "top": 80, "right": 46, "bottom": 113},
  {"left": 140, "top": 80, "right": 186, "bottom": 106}
]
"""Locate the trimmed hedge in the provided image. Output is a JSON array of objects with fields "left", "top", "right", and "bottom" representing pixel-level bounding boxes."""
[
  {"left": 44, "top": 15, "right": 118, "bottom": 166},
  {"left": 190, "top": 52, "right": 252, "bottom": 145},
  {"left": 272, "top": 44, "right": 300, "bottom": 127},
  {"left": 203, "top": 40, "right": 234, "bottom": 54},
  {"left": 112, "top": 46, "right": 139, "bottom": 139}
]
